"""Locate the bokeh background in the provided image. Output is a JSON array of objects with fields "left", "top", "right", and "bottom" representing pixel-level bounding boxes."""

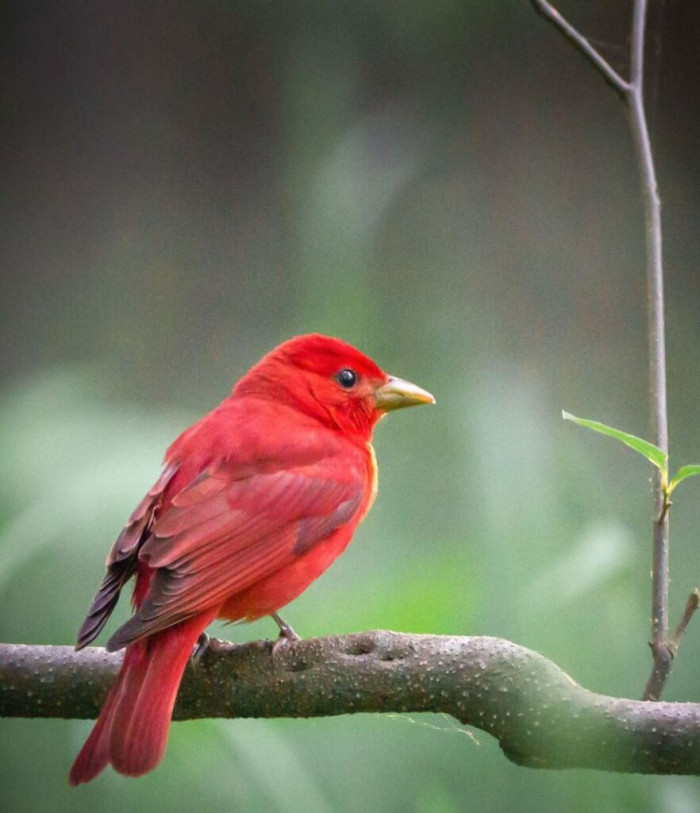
[{"left": 2, "top": 2, "right": 700, "bottom": 811}]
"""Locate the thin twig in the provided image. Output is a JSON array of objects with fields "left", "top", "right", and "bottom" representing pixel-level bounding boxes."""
[
  {"left": 531, "top": 1, "right": 683, "bottom": 700},
  {"left": 672, "top": 590, "right": 700, "bottom": 649},
  {"left": 625, "top": 0, "right": 671, "bottom": 701},
  {"left": 531, "top": 0, "right": 631, "bottom": 98},
  {"left": 643, "top": 589, "right": 699, "bottom": 702}
]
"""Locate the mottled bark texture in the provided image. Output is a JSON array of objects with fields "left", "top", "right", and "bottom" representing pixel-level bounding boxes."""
[{"left": 2, "top": 632, "right": 700, "bottom": 774}]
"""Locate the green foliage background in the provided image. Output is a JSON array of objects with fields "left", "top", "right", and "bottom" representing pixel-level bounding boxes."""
[{"left": 2, "top": 2, "right": 700, "bottom": 810}]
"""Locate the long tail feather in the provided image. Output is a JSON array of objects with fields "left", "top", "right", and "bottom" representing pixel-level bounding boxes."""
[
  {"left": 69, "top": 672, "right": 122, "bottom": 785},
  {"left": 69, "top": 610, "right": 216, "bottom": 784}
]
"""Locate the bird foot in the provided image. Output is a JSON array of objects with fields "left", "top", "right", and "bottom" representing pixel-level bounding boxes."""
[
  {"left": 270, "top": 612, "right": 301, "bottom": 658},
  {"left": 271, "top": 612, "right": 300, "bottom": 642},
  {"left": 191, "top": 632, "right": 211, "bottom": 666}
]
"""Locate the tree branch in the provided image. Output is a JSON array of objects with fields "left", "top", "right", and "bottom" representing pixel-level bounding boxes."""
[
  {"left": 625, "top": 0, "right": 672, "bottom": 702},
  {"left": 3, "top": 633, "right": 700, "bottom": 775},
  {"left": 531, "top": 0, "right": 680, "bottom": 702}
]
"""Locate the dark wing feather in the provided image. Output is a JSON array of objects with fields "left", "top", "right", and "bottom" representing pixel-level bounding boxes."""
[
  {"left": 75, "top": 463, "right": 179, "bottom": 650},
  {"left": 106, "top": 458, "right": 365, "bottom": 651}
]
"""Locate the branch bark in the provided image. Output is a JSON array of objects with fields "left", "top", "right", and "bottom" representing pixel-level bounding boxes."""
[{"left": 3, "top": 633, "right": 700, "bottom": 775}]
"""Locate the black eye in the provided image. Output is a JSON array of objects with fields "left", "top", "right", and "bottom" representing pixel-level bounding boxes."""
[{"left": 335, "top": 368, "right": 358, "bottom": 389}]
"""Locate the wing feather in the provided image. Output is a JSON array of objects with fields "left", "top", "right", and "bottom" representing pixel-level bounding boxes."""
[
  {"left": 106, "top": 456, "right": 366, "bottom": 651},
  {"left": 75, "top": 463, "right": 179, "bottom": 650}
]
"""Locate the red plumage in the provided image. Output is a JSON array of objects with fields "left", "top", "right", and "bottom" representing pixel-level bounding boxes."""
[{"left": 69, "top": 334, "right": 433, "bottom": 784}]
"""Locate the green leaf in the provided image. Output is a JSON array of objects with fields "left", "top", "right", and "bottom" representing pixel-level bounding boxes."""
[
  {"left": 562, "top": 411, "right": 668, "bottom": 471},
  {"left": 668, "top": 465, "right": 700, "bottom": 496}
]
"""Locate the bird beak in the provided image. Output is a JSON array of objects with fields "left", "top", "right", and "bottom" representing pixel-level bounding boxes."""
[{"left": 374, "top": 376, "right": 435, "bottom": 412}]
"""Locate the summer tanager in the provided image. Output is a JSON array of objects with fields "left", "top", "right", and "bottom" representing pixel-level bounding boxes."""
[{"left": 69, "top": 333, "right": 434, "bottom": 784}]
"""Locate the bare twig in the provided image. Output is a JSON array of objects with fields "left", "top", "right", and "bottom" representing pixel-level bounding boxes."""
[
  {"left": 531, "top": 0, "right": 630, "bottom": 97},
  {"left": 531, "top": 0, "right": 685, "bottom": 701},
  {"left": 672, "top": 590, "right": 700, "bottom": 649},
  {"left": 626, "top": 0, "right": 672, "bottom": 702},
  {"left": 3, "top": 635, "right": 700, "bottom": 775},
  {"left": 643, "top": 589, "right": 700, "bottom": 700}
]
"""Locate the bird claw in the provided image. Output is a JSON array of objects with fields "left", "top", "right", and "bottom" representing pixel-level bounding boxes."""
[
  {"left": 271, "top": 612, "right": 300, "bottom": 642},
  {"left": 270, "top": 612, "right": 301, "bottom": 658},
  {"left": 190, "top": 632, "right": 211, "bottom": 666}
]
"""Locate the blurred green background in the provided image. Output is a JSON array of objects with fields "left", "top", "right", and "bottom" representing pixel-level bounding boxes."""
[{"left": 2, "top": 1, "right": 700, "bottom": 811}]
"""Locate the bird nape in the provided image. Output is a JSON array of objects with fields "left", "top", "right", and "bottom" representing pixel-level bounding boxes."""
[{"left": 69, "top": 333, "right": 434, "bottom": 784}]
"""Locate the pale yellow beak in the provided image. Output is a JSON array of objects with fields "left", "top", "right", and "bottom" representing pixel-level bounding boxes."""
[{"left": 374, "top": 376, "right": 435, "bottom": 412}]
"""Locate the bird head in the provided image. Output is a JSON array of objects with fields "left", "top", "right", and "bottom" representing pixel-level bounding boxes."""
[{"left": 234, "top": 334, "right": 434, "bottom": 441}]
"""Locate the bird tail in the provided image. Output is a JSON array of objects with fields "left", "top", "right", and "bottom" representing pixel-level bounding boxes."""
[{"left": 69, "top": 611, "right": 215, "bottom": 784}]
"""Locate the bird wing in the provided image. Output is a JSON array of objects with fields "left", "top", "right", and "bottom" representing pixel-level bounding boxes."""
[
  {"left": 105, "top": 453, "right": 366, "bottom": 651},
  {"left": 75, "top": 462, "right": 180, "bottom": 650}
]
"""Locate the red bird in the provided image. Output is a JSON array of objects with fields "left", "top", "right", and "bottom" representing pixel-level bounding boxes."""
[{"left": 69, "top": 334, "right": 434, "bottom": 784}]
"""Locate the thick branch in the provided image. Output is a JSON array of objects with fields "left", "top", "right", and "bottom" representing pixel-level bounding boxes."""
[{"left": 2, "top": 633, "right": 700, "bottom": 774}]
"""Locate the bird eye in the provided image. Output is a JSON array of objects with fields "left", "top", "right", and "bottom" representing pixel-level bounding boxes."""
[{"left": 335, "top": 368, "right": 358, "bottom": 389}]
